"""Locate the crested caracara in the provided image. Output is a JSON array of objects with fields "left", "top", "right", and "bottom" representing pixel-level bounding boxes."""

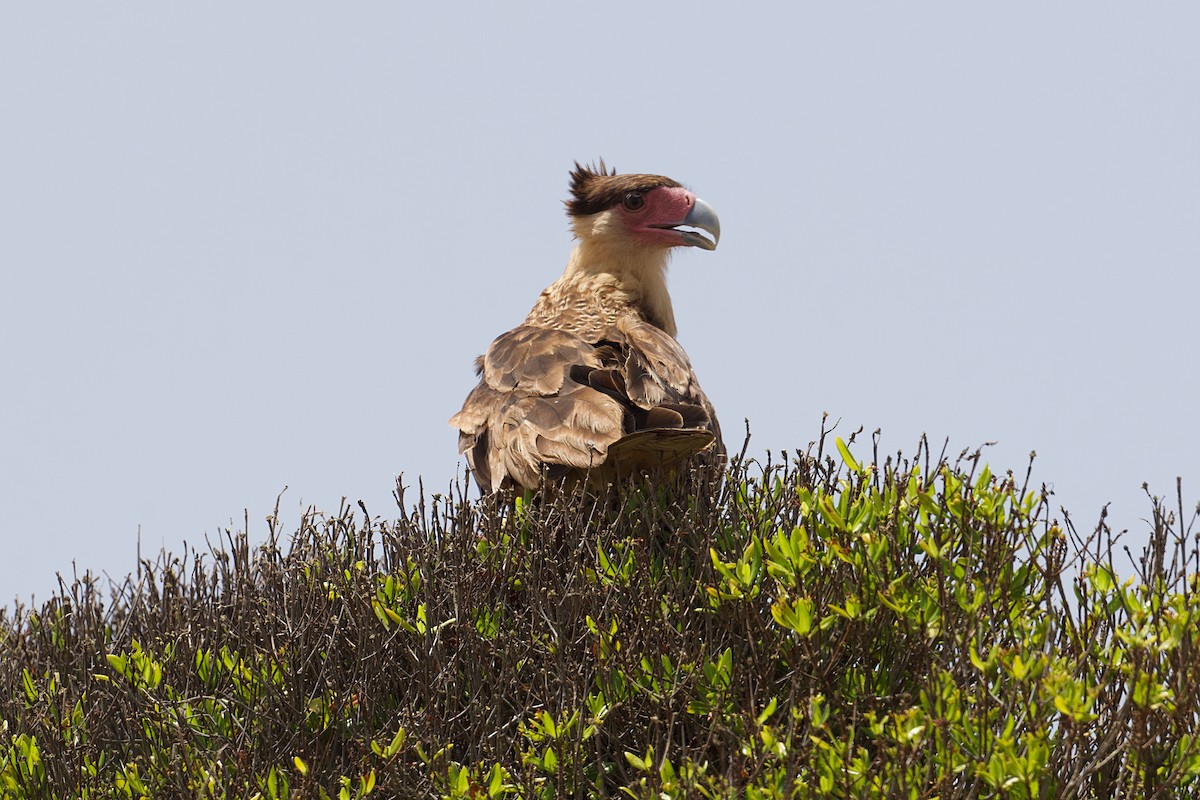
[{"left": 449, "top": 161, "right": 723, "bottom": 492}]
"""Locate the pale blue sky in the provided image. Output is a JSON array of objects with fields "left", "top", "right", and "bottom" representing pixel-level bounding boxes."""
[{"left": 3, "top": 4, "right": 1198, "bottom": 603}]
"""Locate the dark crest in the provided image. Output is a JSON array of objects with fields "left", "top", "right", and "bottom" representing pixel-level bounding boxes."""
[{"left": 566, "top": 159, "right": 682, "bottom": 218}]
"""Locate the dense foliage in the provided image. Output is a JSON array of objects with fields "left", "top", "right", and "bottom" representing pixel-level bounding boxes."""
[{"left": 2, "top": 429, "right": 1198, "bottom": 798}]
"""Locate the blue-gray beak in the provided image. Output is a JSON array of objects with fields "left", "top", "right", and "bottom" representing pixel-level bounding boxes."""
[{"left": 678, "top": 197, "right": 720, "bottom": 250}]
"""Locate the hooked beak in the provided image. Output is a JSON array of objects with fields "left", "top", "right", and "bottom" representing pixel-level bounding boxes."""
[{"left": 652, "top": 197, "right": 720, "bottom": 250}]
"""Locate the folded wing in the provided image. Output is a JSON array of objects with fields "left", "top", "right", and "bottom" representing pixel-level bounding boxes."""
[{"left": 450, "top": 322, "right": 722, "bottom": 492}]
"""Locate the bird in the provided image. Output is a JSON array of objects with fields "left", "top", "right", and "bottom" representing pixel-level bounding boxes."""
[{"left": 449, "top": 160, "right": 723, "bottom": 493}]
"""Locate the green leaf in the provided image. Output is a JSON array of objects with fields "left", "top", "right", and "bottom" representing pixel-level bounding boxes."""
[
  {"left": 385, "top": 727, "right": 407, "bottom": 758},
  {"left": 487, "top": 763, "right": 505, "bottom": 797},
  {"left": 771, "top": 596, "right": 814, "bottom": 636},
  {"left": 835, "top": 437, "right": 861, "bottom": 473},
  {"left": 106, "top": 653, "right": 129, "bottom": 679},
  {"left": 717, "top": 647, "right": 733, "bottom": 687},
  {"left": 659, "top": 755, "right": 676, "bottom": 784},
  {"left": 756, "top": 697, "right": 779, "bottom": 726},
  {"left": 820, "top": 495, "right": 848, "bottom": 531},
  {"left": 21, "top": 669, "right": 37, "bottom": 704}
]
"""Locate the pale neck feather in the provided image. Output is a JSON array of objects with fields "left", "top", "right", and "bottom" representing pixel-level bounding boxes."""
[{"left": 558, "top": 228, "right": 677, "bottom": 337}]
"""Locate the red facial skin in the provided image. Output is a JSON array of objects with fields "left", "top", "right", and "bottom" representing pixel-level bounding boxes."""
[{"left": 614, "top": 186, "right": 699, "bottom": 248}]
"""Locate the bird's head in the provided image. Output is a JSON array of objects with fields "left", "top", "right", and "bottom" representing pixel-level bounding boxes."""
[{"left": 566, "top": 160, "right": 720, "bottom": 252}]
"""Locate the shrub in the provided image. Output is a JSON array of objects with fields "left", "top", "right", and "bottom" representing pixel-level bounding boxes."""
[{"left": 2, "top": 426, "right": 1197, "bottom": 798}]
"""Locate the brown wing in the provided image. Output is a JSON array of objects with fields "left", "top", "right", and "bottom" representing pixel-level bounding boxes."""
[
  {"left": 450, "top": 318, "right": 722, "bottom": 492},
  {"left": 611, "top": 317, "right": 724, "bottom": 455},
  {"left": 450, "top": 325, "right": 627, "bottom": 492}
]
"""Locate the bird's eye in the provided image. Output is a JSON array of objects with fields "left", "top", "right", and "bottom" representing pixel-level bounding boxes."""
[{"left": 622, "top": 192, "right": 645, "bottom": 211}]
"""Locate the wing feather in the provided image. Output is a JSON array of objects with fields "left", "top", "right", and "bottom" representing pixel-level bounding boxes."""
[
  {"left": 451, "top": 315, "right": 722, "bottom": 492},
  {"left": 482, "top": 325, "right": 602, "bottom": 394}
]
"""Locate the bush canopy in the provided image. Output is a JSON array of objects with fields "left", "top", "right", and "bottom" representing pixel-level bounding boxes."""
[{"left": 3, "top": 427, "right": 1198, "bottom": 798}]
